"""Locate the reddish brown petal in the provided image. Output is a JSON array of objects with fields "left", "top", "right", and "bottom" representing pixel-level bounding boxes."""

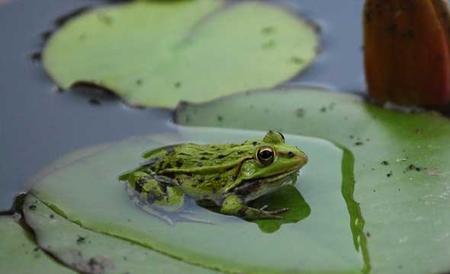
[{"left": 364, "top": 0, "right": 450, "bottom": 106}]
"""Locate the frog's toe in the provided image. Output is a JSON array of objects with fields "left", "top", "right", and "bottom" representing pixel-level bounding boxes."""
[
  {"left": 267, "top": 207, "right": 289, "bottom": 215},
  {"left": 259, "top": 205, "right": 269, "bottom": 211},
  {"left": 258, "top": 207, "right": 289, "bottom": 219}
]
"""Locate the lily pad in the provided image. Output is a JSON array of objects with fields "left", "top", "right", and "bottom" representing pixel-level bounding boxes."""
[
  {"left": 23, "top": 195, "right": 218, "bottom": 274},
  {"left": 174, "top": 87, "right": 450, "bottom": 274},
  {"left": 0, "top": 215, "right": 75, "bottom": 274},
  {"left": 43, "top": 0, "right": 318, "bottom": 108},
  {"left": 30, "top": 128, "right": 367, "bottom": 273}
]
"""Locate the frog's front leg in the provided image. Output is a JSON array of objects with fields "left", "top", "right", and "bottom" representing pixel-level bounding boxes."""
[{"left": 220, "top": 194, "right": 288, "bottom": 220}]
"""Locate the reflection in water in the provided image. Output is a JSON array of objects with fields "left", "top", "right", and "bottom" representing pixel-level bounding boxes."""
[
  {"left": 251, "top": 185, "right": 311, "bottom": 233},
  {"left": 340, "top": 147, "right": 371, "bottom": 273}
]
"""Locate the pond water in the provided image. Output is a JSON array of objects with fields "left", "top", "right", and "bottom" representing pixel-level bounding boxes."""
[{"left": 0, "top": 0, "right": 365, "bottom": 210}]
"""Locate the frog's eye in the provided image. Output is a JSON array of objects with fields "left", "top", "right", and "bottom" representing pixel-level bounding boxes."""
[{"left": 257, "top": 147, "right": 275, "bottom": 165}]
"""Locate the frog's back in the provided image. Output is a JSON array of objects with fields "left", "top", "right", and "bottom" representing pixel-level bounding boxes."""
[{"left": 143, "top": 142, "right": 254, "bottom": 171}]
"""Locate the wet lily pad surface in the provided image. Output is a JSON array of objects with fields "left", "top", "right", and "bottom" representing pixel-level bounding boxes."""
[
  {"left": 0, "top": 216, "right": 76, "bottom": 274},
  {"left": 175, "top": 87, "right": 450, "bottom": 274},
  {"left": 29, "top": 127, "right": 366, "bottom": 273},
  {"left": 43, "top": 0, "right": 318, "bottom": 108},
  {"left": 23, "top": 195, "right": 217, "bottom": 274}
]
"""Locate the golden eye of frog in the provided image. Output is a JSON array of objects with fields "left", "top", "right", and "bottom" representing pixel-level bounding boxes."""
[{"left": 119, "top": 130, "right": 308, "bottom": 223}]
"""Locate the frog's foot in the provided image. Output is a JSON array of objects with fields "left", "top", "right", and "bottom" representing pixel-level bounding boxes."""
[
  {"left": 221, "top": 194, "right": 288, "bottom": 220},
  {"left": 257, "top": 205, "right": 289, "bottom": 218},
  {"left": 241, "top": 206, "right": 289, "bottom": 220}
]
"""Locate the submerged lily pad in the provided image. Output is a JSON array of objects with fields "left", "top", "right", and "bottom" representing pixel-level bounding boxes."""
[
  {"left": 0, "top": 216, "right": 75, "bottom": 274},
  {"left": 43, "top": 0, "right": 318, "bottom": 108},
  {"left": 23, "top": 195, "right": 218, "bottom": 274},
  {"left": 175, "top": 87, "right": 450, "bottom": 274},
  {"left": 30, "top": 128, "right": 367, "bottom": 273}
]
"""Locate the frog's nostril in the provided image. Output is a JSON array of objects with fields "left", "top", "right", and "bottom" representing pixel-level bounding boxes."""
[{"left": 287, "top": 151, "right": 295, "bottom": 158}]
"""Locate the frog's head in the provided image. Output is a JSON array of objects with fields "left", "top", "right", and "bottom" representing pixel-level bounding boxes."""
[{"left": 230, "top": 131, "right": 308, "bottom": 196}]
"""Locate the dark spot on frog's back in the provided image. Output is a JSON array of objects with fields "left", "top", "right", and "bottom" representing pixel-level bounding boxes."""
[
  {"left": 252, "top": 141, "right": 258, "bottom": 146},
  {"left": 217, "top": 154, "right": 225, "bottom": 159},
  {"left": 142, "top": 157, "right": 159, "bottom": 168},
  {"left": 175, "top": 159, "right": 183, "bottom": 168},
  {"left": 164, "top": 146, "right": 175, "bottom": 155},
  {"left": 135, "top": 178, "right": 146, "bottom": 193}
]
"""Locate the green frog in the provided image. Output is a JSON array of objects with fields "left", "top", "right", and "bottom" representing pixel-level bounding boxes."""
[{"left": 119, "top": 131, "right": 308, "bottom": 224}]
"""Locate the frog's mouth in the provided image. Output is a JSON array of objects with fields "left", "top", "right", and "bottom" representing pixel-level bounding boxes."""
[
  {"left": 255, "top": 167, "right": 300, "bottom": 185},
  {"left": 233, "top": 167, "right": 300, "bottom": 197}
]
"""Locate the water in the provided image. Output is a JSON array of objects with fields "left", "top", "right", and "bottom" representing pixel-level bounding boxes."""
[{"left": 0, "top": 0, "right": 365, "bottom": 210}]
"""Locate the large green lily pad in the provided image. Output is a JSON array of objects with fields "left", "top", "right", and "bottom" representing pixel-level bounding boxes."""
[
  {"left": 43, "top": 0, "right": 318, "bottom": 108},
  {"left": 174, "top": 87, "right": 450, "bottom": 274},
  {"left": 0, "top": 216, "right": 76, "bottom": 274},
  {"left": 23, "top": 195, "right": 218, "bottom": 274},
  {"left": 30, "top": 128, "right": 368, "bottom": 273}
]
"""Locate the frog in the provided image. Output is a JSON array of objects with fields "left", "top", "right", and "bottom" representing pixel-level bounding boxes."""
[{"left": 119, "top": 130, "right": 308, "bottom": 224}]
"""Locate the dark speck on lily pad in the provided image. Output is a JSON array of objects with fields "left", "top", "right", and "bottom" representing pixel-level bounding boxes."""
[{"left": 295, "top": 108, "right": 305, "bottom": 117}]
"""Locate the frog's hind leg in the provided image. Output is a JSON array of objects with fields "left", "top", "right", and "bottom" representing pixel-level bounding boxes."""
[
  {"left": 123, "top": 171, "right": 184, "bottom": 224},
  {"left": 125, "top": 184, "right": 176, "bottom": 225},
  {"left": 123, "top": 172, "right": 211, "bottom": 224}
]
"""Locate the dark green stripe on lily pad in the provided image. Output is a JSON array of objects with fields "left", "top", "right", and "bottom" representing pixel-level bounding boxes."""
[
  {"left": 0, "top": 216, "right": 76, "bottom": 274},
  {"left": 43, "top": 0, "right": 318, "bottom": 108},
  {"left": 174, "top": 87, "right": 450, "bottom": 274},
  {"left": 29, "top": 128, "right": 367, "bottom": 273},
  {"left": 23, "top": 195, "right": 218, "bottom": 274}
]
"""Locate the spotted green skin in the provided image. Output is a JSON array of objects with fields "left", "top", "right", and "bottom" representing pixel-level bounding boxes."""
[{"left": 119, "top": 131, "right": 308, "bottom": 222}]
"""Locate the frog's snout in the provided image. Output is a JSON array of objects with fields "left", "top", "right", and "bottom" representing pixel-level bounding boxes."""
[
  {"left": 300, "top": 152, "right": 308, "bottom": 166},
  {"left": 293, "top": 150, "right": 308, "bottom": 169}
]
